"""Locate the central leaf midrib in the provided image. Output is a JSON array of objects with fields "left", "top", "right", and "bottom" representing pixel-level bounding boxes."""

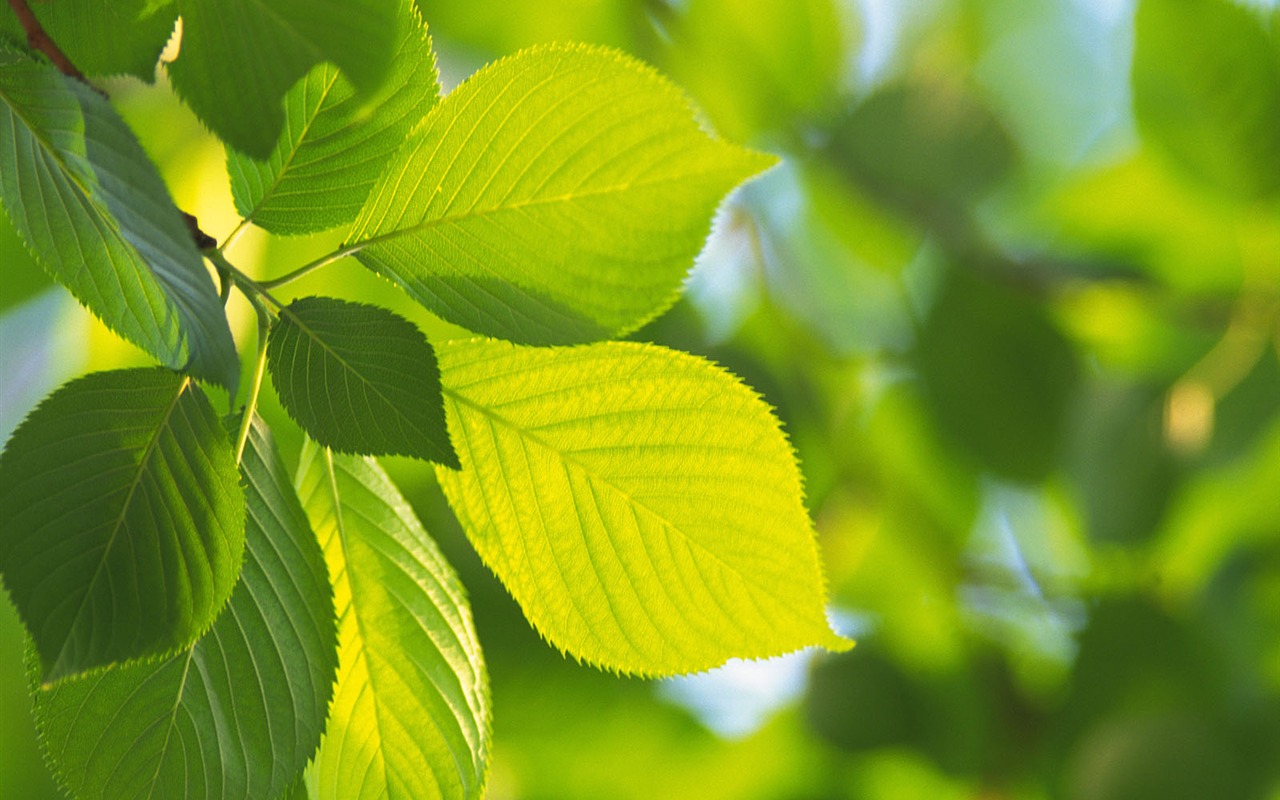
[{"left": 347, "top": 162, "right": 745, "bottom": 254}]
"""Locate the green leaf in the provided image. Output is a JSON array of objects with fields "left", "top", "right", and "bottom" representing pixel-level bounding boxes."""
[
  {"left": 435, "top": 339, "right": 848, "bottom": 675},
  {"left": 267, "top": 297, "right": 458, "bottom": 466},
  {"left": 227, "top": 0, "right": 438, "bottom": 235},
  {"left": 0, "top": 49, "right": 240, "bottom": 390},
  {"left": 33, "top": 416, "right": 338, "bottom": 800},
  {"left": 0, "top": 368, "right": 245, "bottom": 683},
  {"left": 0, "top": 0, "right": 177, "bottom": 81},
  {"left": 663, "top": 0, "right": 853, "bottom": 142},
  {"left": 915, "top": 267, "right": 1079, "bottom": 482},
  {"left": 347, "top": 43, "right": 775, "bottom": 345},
  {"left": 169, "top": 0, "right": 397, "bottom": 158},
  {"left": 1133, "top": 0, "right": 1280, "bottom": 199},
  {"left": 296, "top": 444, "right": 490, "bottom": 800}
]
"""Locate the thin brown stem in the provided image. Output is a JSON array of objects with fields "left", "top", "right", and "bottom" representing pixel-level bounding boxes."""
[{"left": 5, "top": 0, "right": 100, "bottom": 93}]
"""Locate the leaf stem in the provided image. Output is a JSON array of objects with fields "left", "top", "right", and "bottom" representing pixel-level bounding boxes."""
[
  {"left": 6, "top": 0, "right": 99, "bottom": 92},
  {"left": 233, "top": 295, "right": 271, "bottom": 464},
  {"left": 259, "top": 240, "right": 368, "bottom": 290},
  {"left": 219, "top": 218, "right": 252, "bottom": 254}
]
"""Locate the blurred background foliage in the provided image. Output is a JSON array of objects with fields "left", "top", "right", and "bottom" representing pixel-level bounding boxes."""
[{"left": 2, "top": 0, "right": 1279, "bottom": 797}]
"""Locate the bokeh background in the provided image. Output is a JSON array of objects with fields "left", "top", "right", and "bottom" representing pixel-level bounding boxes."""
[{"left": 3, "top": 0, "right": 1279, "bottom": 798}]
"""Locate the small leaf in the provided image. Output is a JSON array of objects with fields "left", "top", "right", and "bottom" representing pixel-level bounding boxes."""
[
  {"left": 227, "top": 0, "right": 439, "bottom": 234},
  {"left": 0, "top": 0, "right": 177, "bottom": 81},
  {"left": 296, "top": 444, "right": 490, "bottom": 800},
  {"left": 915, "top": 267, "right": 1079, "bottom": 482},
  {"left": 1133, "top": 0, "right": 1280, "bottom": 199},
  {"left": 169, "top": 0, "right": 397, "bottom": 158},
  {"left": 34, "top": 417, "right": 338, "bottom": 800},
  {"left": 0, "top": 368, "right": 245, "bottom": 683},
  {"left": 435, "top": 339, "right": 848, "bottom": 676},
  {"left": 0, "top": 49, "right": 239, "bottom": 390},
  {"left": 267, "top": 297, "right": 458, "bottom": 466},
  {"left": 348, "top": 43, "right": 775, "bottom": 345}
]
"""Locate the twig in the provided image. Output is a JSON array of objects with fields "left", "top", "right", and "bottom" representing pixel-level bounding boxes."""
[{"left": 5, "top": 0, "right": 98, "bottom": 92}]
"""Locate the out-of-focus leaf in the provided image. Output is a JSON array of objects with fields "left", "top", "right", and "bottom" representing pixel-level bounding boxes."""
[
  {"left": 348, "top": 44, "right": 774, "bottom": 345},
  {"left": 751, "top": 161, "right": 917, "bottom": 356},
  {"left": 1133, "top": 0, "right": 1280, "bottom": 200},
  {"left": 1067, "top": 382, "right": 1179, "bottom": 544},
  {"left": 34, "top": 417, "right": 337, "bottom": 800},
  {"left": 826, "top": 80, "right": 1016, "bottom": 217},
  {"left": 169, "top": 0, "right": 396, "bottom": 158},
  {"left": 915, "top": 267, "right": 1078, "bottom": 482},
  {"left": 0, "top": 368, "right": 244, "bottom": 682},
  {"left": 0, "top": 0, "right": 176, "bottom": 81},
  {"left": 227, "top": 0, "right": 438, "bottom": 235},
  {"left": 663, "top": 0, "right": 854, "bottom": 142}
]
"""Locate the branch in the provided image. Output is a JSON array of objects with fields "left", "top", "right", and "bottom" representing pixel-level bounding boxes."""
[{"left": 5, "top": 0, "right": 98, "bottom": 91}]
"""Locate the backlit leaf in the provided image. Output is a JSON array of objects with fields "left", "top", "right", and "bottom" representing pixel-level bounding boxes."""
[
  {"left": 348, "top": 44, "right": 775, "bottom": 345},
  {"left": 0, "top": 368, "right": 244, "bottom": 683},
  {"left": 169, "top": 0, "right": 397, "bottom": 158},
  {"left": 0, "top": 49, "right": 240, "bottom": 390},
  {"left": 435, "top": 339, "right": 848, "bottom": 675},
  {"left": 267, "top": 296, "right": 458, "bottom": 466},
  {"left": 297, "top": 444, "right": 490, "bottom": 800},
  {"left": 33, "top": 417, "right": 337, "bottom": 800},
  {"left": 227, "top": 0, "right": 439, "bottom": 235}
]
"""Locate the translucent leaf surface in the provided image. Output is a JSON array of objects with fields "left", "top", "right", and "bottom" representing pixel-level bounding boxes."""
[
  {"left": 435, "top": 339, "right": 848, "bottom": 675},
  {"left": 0, "top": 50, "right": 240, "bottom": 390},
  {"left": 1133, "top": 0, "right": 1280, "bottom": 199},
  {"left": 32, "top": 417, "right": 337, "bottom": 800},
  {"left": 348, "top": 44, "right": 775, "bottom": 345},
  {"left": 0, "top": 368, "right": 244, "bottom": 683},
  {"left": 0, "top": 0, "right": 177, "bottom": 81},
  {"left": 169, "top": 0, "right": 396, "bottom": 158},
  {"left": 297, "top": 444, "right": 490, "bottom": 800},
  {"left": 267, "top": 297, "right": 458, "bottom": 466},
  {"left": 227, "top": 0, "right": 438, "bottom": 234}
]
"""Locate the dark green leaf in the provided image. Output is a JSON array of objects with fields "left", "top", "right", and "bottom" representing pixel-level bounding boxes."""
[
  {"left": 0, "top": 368, "right": 245, "bottom": 683},
  {"left": 915, "top": 268, "right": 1078, "bottom": 482},
  {"left": 227, "top": 0, "right": 438, "bottom": 235},
  {"left": 169, "top": 0, "right": 397, "bottom": 158},
  {"left": 34, "top": 416, "right": 338, "bottom": 800},
  {"left": 0, "top": 49, "right": 240, "bottom": 390},
  {"left": 267, "top": 297, "right": 458, "bottom": 466},
  {"left": 0, "top": 0, "right": 177, "bottom": 81}
]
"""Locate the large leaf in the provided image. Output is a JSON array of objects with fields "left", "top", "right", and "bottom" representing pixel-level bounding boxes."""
[
  {"left": 0, "top": 50, "right": 239, "bottom": 390},
  {"left": 227, "top": 0, "right": 438, "bottom": 235},
  {"left": 34, "top": 417, "right": 338, "bottom": 800},
  {"left": 0, "top": 368, "right": 244, "bottom": 683},
  {"left": 435, "top": 339, "right": 848, "bottom": 675},
  {"left": 347, "top": 44, "right": 775, "bottom": 345},
  {"left": 296, "top": 444, "right": 490, "bottom": 800},
  {"left": 0, "top": 0, "right": 178, "bottom": 81},
  {"left": 267, "top": 296, "right": 458, "bottom": 466},
  {"left": 169, "top": 0, "right": 396, "bottom": 158},
  {"left": 1133, "top": 0, "right": 1280, "bottom": 199}
]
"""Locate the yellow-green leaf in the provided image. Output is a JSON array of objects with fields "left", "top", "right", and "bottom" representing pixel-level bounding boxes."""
[{"left": 436, "top": 339, "right": 849, "bottom": 676}]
